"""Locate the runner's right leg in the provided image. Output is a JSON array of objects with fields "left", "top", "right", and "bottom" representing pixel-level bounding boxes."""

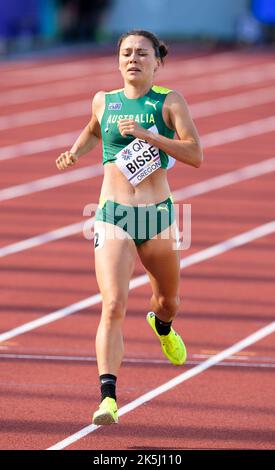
[
  {"left": 92, "top": 222, "right": 136, "bottom": 424},
  {"left": 94, "top": 221, "right": 136, "bottom": 378}
]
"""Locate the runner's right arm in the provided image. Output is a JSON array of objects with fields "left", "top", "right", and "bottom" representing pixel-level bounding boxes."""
[{"left": 56, "top": 91, "right": 104, "bottom": 170}]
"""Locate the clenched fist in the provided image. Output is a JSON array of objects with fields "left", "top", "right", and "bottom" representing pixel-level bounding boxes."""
[
  {"left": 56, "top": 151, "right": 78, "bottom": 170},
  {"left": 118, "top": 119, "right": 149, "bottom": 140}
]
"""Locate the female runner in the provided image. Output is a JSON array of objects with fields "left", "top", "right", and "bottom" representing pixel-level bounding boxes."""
[{"left": 56, "top": 29, "right": 203, "bottom": 425}]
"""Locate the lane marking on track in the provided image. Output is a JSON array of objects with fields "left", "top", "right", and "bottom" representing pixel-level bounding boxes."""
[
  {"left": 1, "top": 353, "right": 274, "bottom": 369},
  {"left": 200, "top": 115, "right": 275, "bottom": 148},
  {"left": 1, "top": 57, "right": 275, "bottom": 107},
  {"left": 0, "top": 51, "right": 255, "bottom": 105},
  {"left": 0, "top": 100, "right": 90, "bottom": 131},
  {"left": 0, "top": 51, "right": 238, "bottom": 87},
  {"left": 1, "top": 78, "right": 275, "bottom": 162},
  {"left": 0, "top": 165, "right": 103, "bottom": 201},
  {"left": 1, "top": 84, "right": 275, "bottom": 132},
  {"left": 0, "top": 130, "right": 80, "bottom": 162},
  {"left": 191, "top": 85, "right": 275, "bottom": 119},
  {"left": 1, "top": 111, "right": 275, "bottom": 200},
  {"left": 0, "top": 219, "right": 274, "bottom": 345},
  {"left": 172, "top": 156, "right": 275, "bottom": 201},
  {"left": 0, "top": 61, "right": 117, "bottom": 87},
  {"left": 0, "top": 221, "right": 86, "bottom": 258},
  {"left": 1, "top": 156, "right": 274, "bottom": 257},
  {"left": 174, "top": 62, "right": 275, "bottom": 95},
  {"left": 46, "top": 319, "right": 275, "bottom": 450}
]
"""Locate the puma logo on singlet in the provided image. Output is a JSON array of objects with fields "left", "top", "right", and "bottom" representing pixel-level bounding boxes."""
[
  {"left": 145, "top": 100, "right": 159, "bottom": 110},
  {"left": 157, "top": 205, "right": 169, "bottom": 212}
]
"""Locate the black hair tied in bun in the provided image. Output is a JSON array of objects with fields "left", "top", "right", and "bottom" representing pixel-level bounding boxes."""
[{"left": 158, "top": 43, "right": 168, "bottom": 63}]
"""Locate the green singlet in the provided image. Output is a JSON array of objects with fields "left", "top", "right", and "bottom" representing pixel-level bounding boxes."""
[
  {"left": 95, "top": 85, "right": 176, "bottom": 246},
  {"left": 100, "top": 85, "right": 175, "bottom": 167}
]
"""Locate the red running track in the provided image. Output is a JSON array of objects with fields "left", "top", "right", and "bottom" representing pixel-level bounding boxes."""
[{"left": 0, "top": 49, "right": 275, "bottom": 450}]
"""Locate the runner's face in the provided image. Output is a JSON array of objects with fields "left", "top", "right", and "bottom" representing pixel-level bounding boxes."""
[{"left": 119, "top": 36, "right": 160, "bottom": 84}]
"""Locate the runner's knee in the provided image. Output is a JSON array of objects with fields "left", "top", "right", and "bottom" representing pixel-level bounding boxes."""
[
  {"left": 153, "top": 294, "right": 180, "bottom": 319},
  {"left": 102, "top": 298, "right": 126, "bottom": 322}
]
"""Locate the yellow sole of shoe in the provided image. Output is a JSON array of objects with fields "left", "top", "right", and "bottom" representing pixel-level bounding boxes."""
[{"left": 93, "top": 412, "right": 118, "bottom": 425}]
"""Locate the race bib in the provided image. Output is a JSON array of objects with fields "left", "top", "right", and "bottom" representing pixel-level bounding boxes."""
[{"left": 115, "top": 125, "right": 161, "bottom": 186}]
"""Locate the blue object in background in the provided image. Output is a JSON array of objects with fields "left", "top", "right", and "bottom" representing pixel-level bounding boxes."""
[
  {"left": 0, "top": 0, "right": 39, "bottom": 38},
  {"left": 252, "top": 0, "right": 275, "bottom": 23},
  {"left": 38, "top": 0, "right": 57, "bottom": 38}
]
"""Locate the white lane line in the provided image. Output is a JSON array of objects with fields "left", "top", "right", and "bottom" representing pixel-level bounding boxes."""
[
  {"left": 1, "top": 50, "right": 153, "bottom": 73},
  {"left": 190, "top": 85, "right": 275, "bottom": 119},
  {"left": 0, "top": 60, "right": 217, "bottom": 106},
  {"left": 0, "top": 61, "right": 117, "bottom": 87},
  {"left": 0, "top": 130, "right": 80, "bottom": 162},
  {"left": 0, "top": 100, "right": 90, "bottom": 131},
  {"left": 0, "top": 51, "right": 245, "bottom": 77},
  {"left": 0, "top": 220, "right": 274, "bottom": 345},
  {"left": 0, "top": 75, "right": 118, "bottom": 107},
  {"left": 1, "top": 156, "right": 274, "bottom": 257},
  {"left": 1, "top": 353, "right": 274, "bottom": 370},
  {"left": 0, "top": 165, "right": 103, "bottom": 201},
  {"left": 47, "top": 319, "right": 275, "bottom": 450},
  {"left": 0, "top": 51, "right": 237, "bottom": 87},
  {"left": 1, "top": 57, "right": 274, "bottom": 107},
  {"left": 0, "top": 51, "right": 243, "bottom": 91},
  {"left": 0, "top": 292, "right": 102, "bottom": 345},
  {"left": 172, "top": 156, "right": 275, "bottom": 201},
  {"left": 3, "top": 352, "right": 269, "bottom": 363},
  {"left": 0, "top": 221, "right": 86, "bottom": 258},
  {"left": 0, "top": 56, "right": 117, "bottom": 76},
  {"left": 200, "top": 115, "right": 275, "bottom": 148},
  {"left": 1, "top": 84, "right": 275, "bottom": 132},
  {"left": 1, "top": 88, "right": 275, "bottom": 201},
  {"left": 176, "top": 62, "right": 275, "bottom": 94},
  {"left": 0, "top": 81, "right": 275, "bottom": 203},
  {"left": 1, "top": 111, "right": 275, "bottom": 165},
  {"left": 1, "top": 59, "right": 275, "bottom": 160}
]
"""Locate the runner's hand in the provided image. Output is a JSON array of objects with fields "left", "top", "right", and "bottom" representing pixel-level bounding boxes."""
[
  {"left": 56, "top": 151, "right": 78, "bottom": 170},
  {"left": 118, "top": 119, "right": 149, "bottom": 139}
]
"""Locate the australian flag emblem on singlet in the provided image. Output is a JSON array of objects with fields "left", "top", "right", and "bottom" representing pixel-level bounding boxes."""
[{"left": 108, "top": 103, "right": 122, "bottom": 110}]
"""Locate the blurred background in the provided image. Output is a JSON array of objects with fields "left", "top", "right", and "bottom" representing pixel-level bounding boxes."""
[{"left": 0, "top": 0, "right": 275, "bottom": 58}]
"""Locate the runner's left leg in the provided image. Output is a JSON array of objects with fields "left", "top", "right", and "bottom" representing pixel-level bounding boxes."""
[
  {"left": 137, "top": 222, "right": 180, "bottom": 323},
  {"left": 137, "top": 223, "right": 186, "bottom": 365}
]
